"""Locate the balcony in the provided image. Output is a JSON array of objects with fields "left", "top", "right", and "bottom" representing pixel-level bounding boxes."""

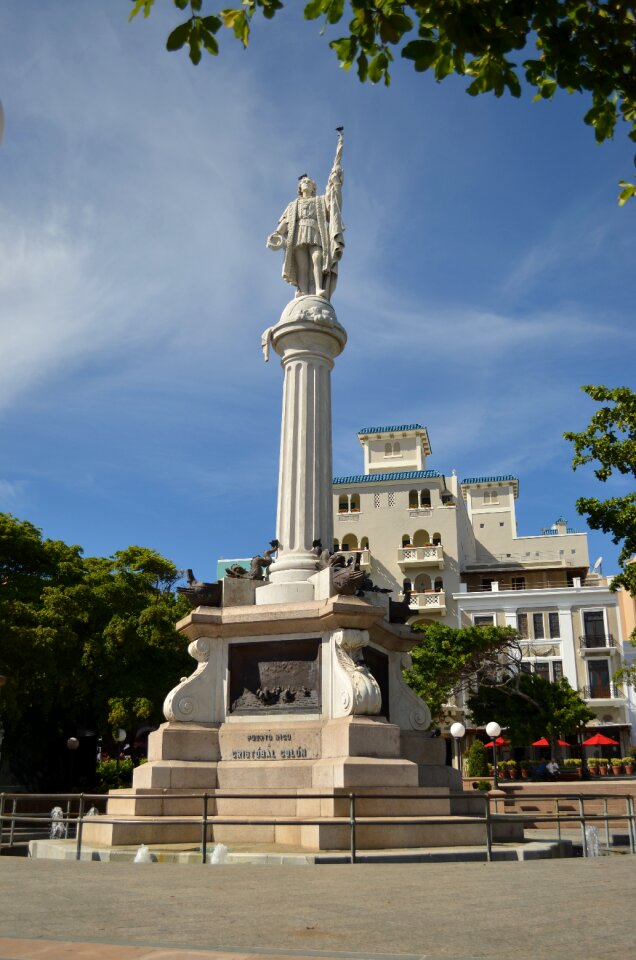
[
  {"left": 337, "top": 549, "right": 371, "bottom": 570},
  {"left": 337, "top": 511, "right": 360, "bottom": 522},
  {"left": 404, "top": 590, "right": 446, "bottom": 615},
  {"left": 579, "top": 634, "right": 615, "bottom": 656},
  {"left": 583, "top": 684, "right": 625, "bottom": 703},
  {"left": 397, "top": 545, "right": 444, "bottom": 570}
]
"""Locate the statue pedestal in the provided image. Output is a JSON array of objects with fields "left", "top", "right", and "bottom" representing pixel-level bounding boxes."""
[{"left": 82, "top": 596, "right": 490, "bottom": 852}]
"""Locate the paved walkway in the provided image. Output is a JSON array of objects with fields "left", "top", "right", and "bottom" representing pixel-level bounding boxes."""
[{"left": 0, "top": 856, "right": 633, "bottom": 960}]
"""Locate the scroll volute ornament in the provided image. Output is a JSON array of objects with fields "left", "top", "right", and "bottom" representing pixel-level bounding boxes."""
[{"left": 332, "top": 628, "right": 382, "bottom": 717}]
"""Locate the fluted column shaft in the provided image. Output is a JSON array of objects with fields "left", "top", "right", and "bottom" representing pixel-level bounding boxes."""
[{"left": 262, "top": 296, "right": 346, "bottom": 597}]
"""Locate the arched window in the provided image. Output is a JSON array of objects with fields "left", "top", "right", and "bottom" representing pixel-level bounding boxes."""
[
  {"left": 343, "top": 533, "right": 358, "bottom": 551},
  {"left": 384, "top": 442, "right": 392, "bottom": 457},
  {"left": 360, "top": 536, "right": 369, "bottom": 550},
  {"left": 434, "top": 577, "right": 444, "bottom": 592},
  {"left": 415, "top": 573, "right": 431, "bottom": 592},
  {"left": 403, "top": 578, "right": 413, "bottom": 593},
  {"left": 420, "top": 488, "right": 431, "bottom": 508},
  {"left": 350, "top": 494, "right": 360, "bottom": 512},
  {"left": 408, "top": 490, "right": 419, "bottom": 509},
  {"left": 413, "top": 529, "right": 430, "bottom": 547},
  {"left": 402, "top": 534, "right": 412, "bottom": 547},
  {"left": 432, "top": 532, "right": 442, "bottom": 546},
  {"left": 338, "top": 495, "right": 349, "bottom": 514},
  {"left": 393, "top": 441, "right": 401, "bottom": 456},
  {"left": 333, "top": 539, "right": 340, "bottom": 551}
]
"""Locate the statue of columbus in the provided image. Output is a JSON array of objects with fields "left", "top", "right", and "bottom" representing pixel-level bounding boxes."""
[{"left": 266, "top": 129, "right": 344, "bottom": 302}]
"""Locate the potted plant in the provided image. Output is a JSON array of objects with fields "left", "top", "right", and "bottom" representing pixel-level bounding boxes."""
[
  {"left": 564, "top": 758, "right": 582, "bottom": 778},
  {"left": 598, "top": 757, "right": 609, "bottom": 775},
  {"left": 520, "top": 760, "right": 531, "bottom": 779},
  {"left": 497, "top": 760, "right": 508, "bottom": 779},
  {"left": 507, "top": 759, "right": 518, "bottom": 778},
  {"left": 611, "top": 757, "right": 623, "bottom": 775},
  {"left": 623, "top": 756, "right": 635, "bottom": 776},
  {"left": 588, "top": 757, "right": 599, "bottom": 776}
]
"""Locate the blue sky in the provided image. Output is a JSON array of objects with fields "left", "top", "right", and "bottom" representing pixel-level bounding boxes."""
[{"left": 0, "top": 2, "right": 633, "bottom": 580}]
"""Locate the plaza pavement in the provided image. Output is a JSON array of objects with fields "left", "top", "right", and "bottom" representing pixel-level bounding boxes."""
[{"left": 0, "top": 856, "right": 632, "bottom": 960}]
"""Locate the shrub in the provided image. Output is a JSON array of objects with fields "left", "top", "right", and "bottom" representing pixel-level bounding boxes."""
[
  {"left": 96, "top": 758, "right": 134, "bottom": 790},
  {"left": 466, "top": 739, "right": 489, "bottom": 777}
]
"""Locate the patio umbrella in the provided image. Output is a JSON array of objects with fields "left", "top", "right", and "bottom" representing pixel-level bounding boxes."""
[
  {"left": 532, "top": 737, "right": 571, "bottom": 747},
  {"left": 582, "top": 732, "right": 619, "bottom": 746},
  {"left": 484, "top": 737, "right": 509, "bottom": 747}
]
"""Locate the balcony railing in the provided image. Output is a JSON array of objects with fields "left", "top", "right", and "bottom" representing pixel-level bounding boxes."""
[
  {"left": 579, "top": 634, "right": 615, "bottom": 652},
  {"left": 461, "top": 578, "right": 600, "bottom": 593},
  {"left": 405, "top": 590, "right": 446, "bottom": 614},
  {"left": 583, "top": 684, "right": 624, "bottom": 701},
  {"left": 397, "top": 545, "right": 444, "bottom": 569},
  {"left": 336, "top": 549, "right": 371, "bottom": 570}
]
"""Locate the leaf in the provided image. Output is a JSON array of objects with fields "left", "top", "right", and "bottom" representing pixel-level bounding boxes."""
[
  {"left": 188, "top": 21, "right": 202, "bottom": 63},
  {"left": 129, "top": 0, "right": 155, "bottom": 22},
  {"left": 618, "top": 180, "right": 636, "bottom": 206},
  {"left": 356, "top": 50, "right": 368, "bottom": 81},
  {"left": 173, "top": 0, "right": 189, "bottom": 9},
  {"left": 166, "top": 21, "right": 191, "bottom": 50}
]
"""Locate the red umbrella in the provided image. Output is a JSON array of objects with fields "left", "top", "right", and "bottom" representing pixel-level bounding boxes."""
[
  {"left": 485, "top": 737, "right": 509, "bottom": 747},
  {"left": 532, "top": 737, "right": 571, "bottom": 747},
  {"left": 582, "top": 732, "right": 619, "bottom": 746}
]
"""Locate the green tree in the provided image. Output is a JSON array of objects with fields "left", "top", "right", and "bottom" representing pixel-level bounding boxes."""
[
  {"left": 0, "top": 514, "right": 191, "bottom": 789},
  {"left": 129, "top": 0, "right": 636, "bottom": 202},
  {"left": 468, "top": 674, "right": 594, "bottom": 750},
  {"left": 564, "top": 385, "right": 636, "bottom": 599},
  {"left": 404, "top": 621, "right": 522, "bottom": 723},
  {"left": 466, "top": 738, "right": 489, "bottom": 777}
]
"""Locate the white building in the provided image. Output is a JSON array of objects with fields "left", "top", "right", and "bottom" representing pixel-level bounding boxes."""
[{"left": 332, "top": 423, "right": 635, "bottom": 750}]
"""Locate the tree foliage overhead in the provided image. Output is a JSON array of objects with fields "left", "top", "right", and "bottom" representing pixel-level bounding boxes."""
[
  {"left": 129, "top": 0, "right": 636, "bottom": 202},
  {"left": 468, "top": 673, "right": 594, "bottom": 747},
  {"left": 0, "top": 514, "right": 191, "bottom": 789},
  {"left": 404, "top": 621, "right": 522, "bottom": 722},
  {"left": 564, "top": 385, "right": 636, "bottom": 599}
]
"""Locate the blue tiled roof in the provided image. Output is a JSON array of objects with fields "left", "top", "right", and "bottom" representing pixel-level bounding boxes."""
[
  {"left": 460, "top": 475, "right": 518, "bottom": 485},
  {"left": 357, "top": 424, "right": 424, "bottom": 435},
  {"left": 333, "top": 470, "right": 441, "bottom": 484}
]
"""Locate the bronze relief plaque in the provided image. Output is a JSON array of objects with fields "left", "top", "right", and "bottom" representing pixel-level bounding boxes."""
[{"left": 228, "top": 637, "right": 322, "bottom": 715}]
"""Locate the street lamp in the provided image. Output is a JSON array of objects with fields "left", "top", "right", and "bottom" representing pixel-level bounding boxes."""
[
  {"left": 450, "top": 722, "right": 466, "bottom": 780},
  {"left": 66, "top": 736, "right": 80, "bottom": 791},
  {"left": 486, "top": 721, "right": 502, "bottom": 789},
  {"left": 114, "top": 728, "right": 127, "bottom": 772}
]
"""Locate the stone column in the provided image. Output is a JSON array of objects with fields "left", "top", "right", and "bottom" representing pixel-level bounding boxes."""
[{"left": 257, "top": 295, "right": 346, "bottom": 604}]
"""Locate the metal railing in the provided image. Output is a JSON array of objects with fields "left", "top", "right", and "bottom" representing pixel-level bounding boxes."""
[
  {"left": 2, "top": 789, "right": 635, "bottom": 864},
  {"left": 579, "top": 634, "right": 615, "bottom": 650},
  {"left": 583, "top": 684, "right": 624, "bottom": 700}
]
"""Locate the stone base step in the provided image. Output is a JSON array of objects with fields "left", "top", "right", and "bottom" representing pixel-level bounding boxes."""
[
  {"left": 29, "top": 836, "right": 570, "bottom": 863},
  {"left": 82, "top": 813, "right": 522, "bottom": 850}
]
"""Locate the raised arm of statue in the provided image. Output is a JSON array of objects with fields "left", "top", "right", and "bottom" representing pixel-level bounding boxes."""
[{"left": 326, "top": 129, "right": 345, "bottom": 269}]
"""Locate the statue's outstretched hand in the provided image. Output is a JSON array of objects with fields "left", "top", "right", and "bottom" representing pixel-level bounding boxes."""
[{"left": 266, "top": 232, "right": 286, "bottom": 251}]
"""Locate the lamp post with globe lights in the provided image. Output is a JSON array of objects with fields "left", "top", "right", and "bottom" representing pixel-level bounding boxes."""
[
  {"left": 486, "top": 721, "right": 502, "bottom": 789},
  {"left": 450, "top": 722, "right": 466, "bottom": 781},
  {"left": 114, "top": 728, "right": 127, "bottom": 774}
]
